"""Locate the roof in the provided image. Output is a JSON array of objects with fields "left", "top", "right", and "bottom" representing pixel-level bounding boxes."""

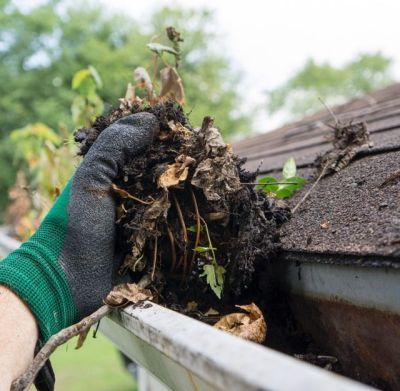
[{"left": 233, "top": 83, "right": 400, "bottom": 264}]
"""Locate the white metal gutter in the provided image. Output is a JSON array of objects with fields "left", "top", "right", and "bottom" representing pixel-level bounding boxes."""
[
  {"left": 273, "top": 257, "right": 400, "bottom": 313},
  {"left": 100, "top": 303, "right": 375, "bottom": 391}
]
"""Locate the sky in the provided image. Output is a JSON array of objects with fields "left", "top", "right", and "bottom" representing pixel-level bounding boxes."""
[{"left": 98, "top": 0, "right": 400, "bottom": 132}]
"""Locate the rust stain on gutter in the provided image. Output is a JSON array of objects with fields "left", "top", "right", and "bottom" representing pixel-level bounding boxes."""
[{"left": 289, "top": 294, "right": 400, "bottom": 390}]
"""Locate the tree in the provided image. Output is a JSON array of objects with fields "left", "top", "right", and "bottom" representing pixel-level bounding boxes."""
[
  {"left": 267, "top": 53, "right": 394, "bottom": 119},
  {"left": 0, "top": 0, "right": 251, "bottom": 217},
  {"left": 0, "top": 1, "right": 249, "bottom": 136}
]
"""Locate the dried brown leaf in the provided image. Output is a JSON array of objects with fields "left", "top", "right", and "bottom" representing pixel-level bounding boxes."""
[
  {"left": 133, "top": 67, "right": 153, "bottom": 92},
  {"left": 104, "top": 283, "right": 153, "bottom": 308},
  {"left": 120, "top": 192, "right": 170, "bottom": 273},
  {"left": 191, "top": 123, "right": 241, "bottom": 201},
  {"left": 191, "top": 155, "right": 241, "bottom": 201},
  {"left": 158, "top": 154, "right": 195, "bottom": 189},
  {"left": 204, "top": 308, "right": 219, "bottom": 316},
  {"left": 204, "top": 126, "right": 227, "bottom": 157},
  {"left": 320, "top": 218, "right": 330, "bottom": 229},
  {"left": 186, "top": 301, "right": 198, "bottom": 312},
  {"left": 168, "top": 121, "right": 192, "bottom": 140},
  {"left": 160, "top": 66, "right": 185, "bottom": 105},
  {"left": 214, "top": 303, "right": 267, "bottom": 343}
]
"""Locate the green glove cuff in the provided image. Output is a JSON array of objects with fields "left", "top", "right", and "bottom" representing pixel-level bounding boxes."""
[{"left": 0, "top": 181, "right": 77, "bottom": 341}]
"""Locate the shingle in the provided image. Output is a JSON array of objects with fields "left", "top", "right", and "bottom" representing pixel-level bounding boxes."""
[{"left": 234, "top": 83, "right": 400, "bottom": 260}]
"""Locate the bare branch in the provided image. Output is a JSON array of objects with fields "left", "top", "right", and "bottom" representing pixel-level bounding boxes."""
[{"left": 11, "top": 305, "right": 111, "bottom": 391}]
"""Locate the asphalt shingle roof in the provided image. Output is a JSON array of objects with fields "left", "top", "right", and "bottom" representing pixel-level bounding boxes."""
[{"left": 234, "top": 84, "right": 400, "bottom": 263}]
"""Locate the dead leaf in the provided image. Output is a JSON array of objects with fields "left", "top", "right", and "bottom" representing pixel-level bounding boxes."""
[
  {"left": 214, "top": 303, "right": 267, "bottom": 343},
  {"left": 158, "top": 120, "right": 192, "bottom": 141},
  {"left": 120, "top": 192, "right": 171, "bottom": 273},
  {"left": 115, "top": 203, "right": 127, "bottom": 224},
  {"left": 204, "top": 126, "right": 227, "bottom": 157},
  {"left": 75, "top": 328, "right": 90, "bottom": 350},
  {"left": 320, "top": 218, "right": 330, "bottom": 229},
  {"left": 158, "top": 154, "right": 195, "bottom": 189},
  {"left": 191, "top": 155, "right": 241, "bottom": 201},
  {"left": 186, "top": 301, "right": 198, "bottom": 312},
  {"left": 160, "top": 66, "right": 185, "bottom": 104},
  {"left": 104, "top": 283, "right": 153, "bottom": 307},
  {"left": 119, "top": 83, "right": 138, "bottom": 109},
  {"left": 124, "top": 82, "right": 136, "bottom": 101},
  {"left": 168, "top": 121, "right": 192, "bottom": 140},
  {"left": 190, "top": 122, "right": 241, "bottom": 201},
  {"left": 204, "top": 308, "right": 219, "bottom": 316},
  {"left": 133, "top": 67, "right": 153, "bottom": 93}
]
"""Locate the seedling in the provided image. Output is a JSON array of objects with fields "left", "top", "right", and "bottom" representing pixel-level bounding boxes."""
[
  {"left": 192, "top": 218, "right": 226, "bottom": 299},
  {"left": 257, "top": 157, "right": 306, "bottom": 199}
]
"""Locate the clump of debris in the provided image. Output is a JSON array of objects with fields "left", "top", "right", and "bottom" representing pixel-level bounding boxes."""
[
  {"left": 76, "top": 99, "right": 290, "bottom": 318},
  {"left": 72, "top": 26, "right": 291, "bottom": 344}
]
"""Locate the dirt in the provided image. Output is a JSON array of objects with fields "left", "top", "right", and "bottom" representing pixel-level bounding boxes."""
[{"left": 75, "top": 100, "right": 290, "bottom": 312}]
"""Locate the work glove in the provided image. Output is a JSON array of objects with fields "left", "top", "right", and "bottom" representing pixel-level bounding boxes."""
[{"left": 0, "top": 112, "right": 159, "bottom": 342}]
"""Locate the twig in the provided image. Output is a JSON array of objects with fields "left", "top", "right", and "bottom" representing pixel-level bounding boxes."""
[
  {"left": 11, "top": 305, "right": 111, "bottom": 391},
  {"left": 319, "top": 97, "right": 339, "bottom": 126},
  {"left": 172, "top": 192, "right": 188, "bottom": 273},
  {"left": 132, "top": 254, "right": 144, "bottom": 272},
  {"left": 111, "top": 184, "right": 154, "bottom": 205},
  {"left": 190, "top": 187, "right": 202, "bottom": 273},
  {"left": 200, "top": 217, "right": 217, "bottom": 263},
  {"left": 152, "top": 54, "right": 159, "bottom": 90},
  {"left": 167, "top": 225, "right": 177, "bottom": 271},
  {"left": 176, "top": 255, "right": 183, "bottom": 269},
  {"left": 151, "top": 236, "right": 158, "bottom": 281},
  {"left": 292, "top": 163, "right": 329, "bottom": 214}
]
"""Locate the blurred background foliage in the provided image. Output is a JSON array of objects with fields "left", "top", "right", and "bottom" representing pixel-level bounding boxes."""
[{"left": 267, "top": 52, "right": 394, "bottom": 119}]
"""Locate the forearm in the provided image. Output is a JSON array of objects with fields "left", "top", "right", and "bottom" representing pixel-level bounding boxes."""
[{"left": 0, "top": 285, "right": 38, "bottom": 390}]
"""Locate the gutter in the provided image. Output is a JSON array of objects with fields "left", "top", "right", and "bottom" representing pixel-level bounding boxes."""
[{"left": 100, "top": 302, "right": 373, "bottom": 391}]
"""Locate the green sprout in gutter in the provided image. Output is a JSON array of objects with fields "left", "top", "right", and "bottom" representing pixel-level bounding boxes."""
[
  {"left": 257, "top": 157, "right": 306, "bottom": 199},
  {"left": 192, "top": 218, "right": 226, "bottom": 299}
]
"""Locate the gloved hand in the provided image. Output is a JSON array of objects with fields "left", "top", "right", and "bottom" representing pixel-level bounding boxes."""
[{"left": 0, "top": 112, "right": 159, "bottom": 342}]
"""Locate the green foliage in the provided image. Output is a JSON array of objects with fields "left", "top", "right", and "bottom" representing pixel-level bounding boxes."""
[
  {"left": 71, "top": 65, "right": 104, "bottom": 127},
  {"left": 194, "top": 219, "right": 226, "bottom": 298},
  {"left": 0, "top": 1, "right": 250, "bottom": 137},
  {"left": 6, "top": 66, "right": 99, "bottom": 237},
  {"left": 267, "top": 52, "right": 394, "bottom": 118},
  {"left": 10, "top": 122, "right": 61, "bottom": 168},
  {"left": 257, "top": 157, "right": 306, "bottom": 199},
  {"left": 9, "top": 121, "right": 78, "bottom": 237},
  {"left": 187, "top": 225, "right": 202, "bottom": 233},
  {"left": 282, "top": 157, "right": 296, "bottom": 179},
  {"left": 147, "top": 42, "right": 178, "bottom": 56},
  {"left": 194, "top": 246, "right": 217, "bottom": 253},
  {"left": 200, "top": 262, "right": 226, "bottom": 299}
]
